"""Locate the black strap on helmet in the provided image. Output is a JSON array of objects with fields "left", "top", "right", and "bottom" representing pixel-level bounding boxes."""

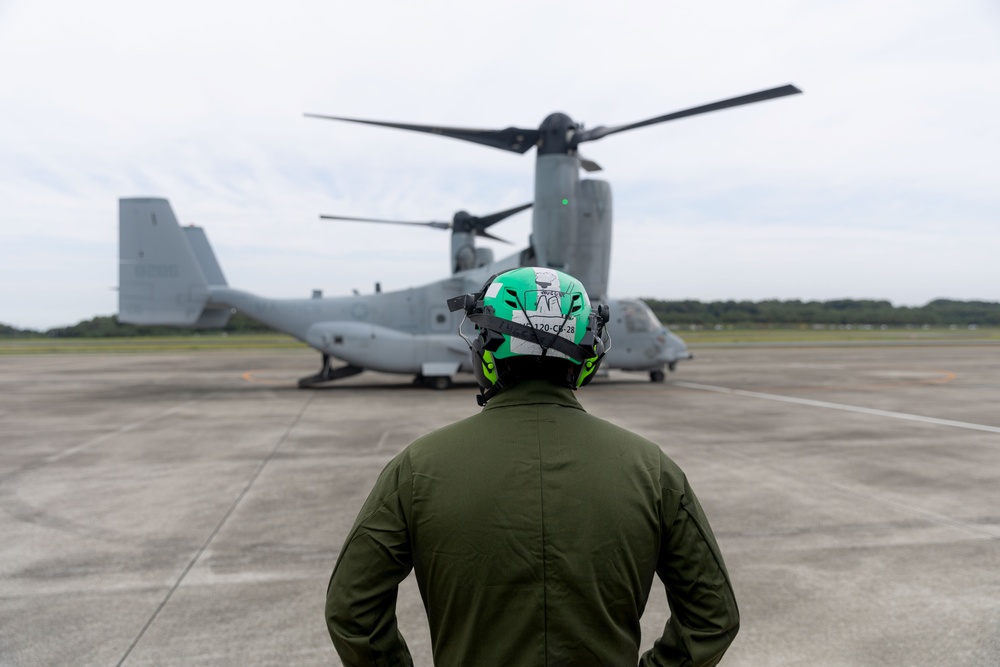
[
  {"left": 468, "top": 311, "right": 590, "bottom": 362},
  {"left": 448, "top": 272, "right": 610, "bottom": 404},
  {"left": 449, "top": 279, "right": 596, "bottom": 363}
]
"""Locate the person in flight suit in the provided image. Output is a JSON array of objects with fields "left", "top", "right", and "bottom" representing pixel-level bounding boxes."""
[{"left": 326, "top": 267, "right": 739, "bottom": 666}]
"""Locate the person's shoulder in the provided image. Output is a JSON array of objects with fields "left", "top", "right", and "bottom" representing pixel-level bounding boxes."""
[
  {"left": 576, "top": 409, "right": 661, "bottom": 448},
  {"left": 574, "top": 411, "right": 689, "bottom": 484},
  {"left": 405, "top": 411, "right": 485, "bottom": 454}
]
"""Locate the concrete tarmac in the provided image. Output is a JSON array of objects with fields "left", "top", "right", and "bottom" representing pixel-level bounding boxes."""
[{"left": 1, "top": 344, "right": 999, "bottom": 666}]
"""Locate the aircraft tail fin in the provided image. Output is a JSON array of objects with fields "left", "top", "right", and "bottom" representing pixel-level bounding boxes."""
[
  {"left": 118, "top": 198, "right": 231, "bottom": 327},
  {"left": 181, "top": 225, "right": 227, "bottom": 287}
]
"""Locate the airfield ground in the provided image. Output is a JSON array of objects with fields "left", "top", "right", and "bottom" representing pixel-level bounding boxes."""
[
  {"left": 2, "top": 325, "right": 999, "bottom": 354},
  {"left": 1, "top": 342, "right": 999, "bottom": 666}
]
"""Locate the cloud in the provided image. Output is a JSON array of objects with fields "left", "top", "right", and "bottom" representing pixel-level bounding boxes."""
[{"left": 1, "top": 0, "right": 998, "bottom": 329}]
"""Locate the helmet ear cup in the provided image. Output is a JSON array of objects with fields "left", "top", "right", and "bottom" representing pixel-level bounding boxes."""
[
  {"left": 575, "top": 350, "right": 604, "bottom": 387},
  {"left": 471, "top": 337, "right": 499, "bottom": 390},
  {"left": 570, "top": 308, "right": 608, "bottom": 388}
]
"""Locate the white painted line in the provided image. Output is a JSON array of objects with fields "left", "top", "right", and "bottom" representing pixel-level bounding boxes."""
[{"left": 674, "top": 381, "right": 1000, "bottom": 435}]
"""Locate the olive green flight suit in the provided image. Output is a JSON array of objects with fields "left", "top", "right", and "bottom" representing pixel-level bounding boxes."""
[{"left": 326, "top": 379, "right": 739, "bottom": 666}]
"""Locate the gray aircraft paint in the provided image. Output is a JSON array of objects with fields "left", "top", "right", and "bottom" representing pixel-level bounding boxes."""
[
  {"left": 120, "top": 84, "right": 801, "bottom": 385},
  {"left": 118, "top": 197, "right": 686, "bottom": 383}
]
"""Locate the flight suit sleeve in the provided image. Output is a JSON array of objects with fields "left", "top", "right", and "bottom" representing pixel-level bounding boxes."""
[
  {"left": 640, "top": 466, "right": 740, "bottom": 667},
  {"left": 326, "top": 453, "right": 415, "bottom": 667}
]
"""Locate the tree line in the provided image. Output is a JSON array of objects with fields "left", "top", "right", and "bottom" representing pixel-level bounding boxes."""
[
  {"left": 2, "top": 298, "right": 998, "bottom": 338},
  {"left": 1, "top": 312, "right": 276, "bottom": 338},
  {"left": 642, "top": 298, "right": 1000, "bottom": 327}
]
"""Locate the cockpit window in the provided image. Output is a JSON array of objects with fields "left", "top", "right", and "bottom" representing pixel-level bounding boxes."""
[{"left": 619, "top": 300, "right": 661, "bottom": 333}]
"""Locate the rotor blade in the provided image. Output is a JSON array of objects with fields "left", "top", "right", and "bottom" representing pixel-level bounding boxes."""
[
  {"left": 475, "top": 228, "right": 512, "bottom": 244},
  {"left": 576, "top": 84, "right": 803, "bottom": 143},
  {"left": 473, "top": 202, "right": 533, "bottom": 230},
  {"left": 320, "top": 214, "right": 451, "bottom": 230},
  {"left": 304, "top": 113, "right": 541, "bottom": 154}
]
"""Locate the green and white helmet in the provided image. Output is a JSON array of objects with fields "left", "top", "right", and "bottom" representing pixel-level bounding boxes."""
[{"left": 448, "top": 267, "right": 610, "bottom": 404}]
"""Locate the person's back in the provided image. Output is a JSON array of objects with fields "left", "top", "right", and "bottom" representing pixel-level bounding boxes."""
[{"left": 325, "top": 268, "right": 739, "bottom": 666}]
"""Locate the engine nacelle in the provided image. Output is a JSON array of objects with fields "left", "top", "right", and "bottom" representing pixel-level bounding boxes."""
[{"left": 569, "top": 178, "right": 612, "bottom": 302}]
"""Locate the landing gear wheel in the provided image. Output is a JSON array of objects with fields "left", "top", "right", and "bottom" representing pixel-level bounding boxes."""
[
  {"left": 429, "top": 376, "right": 452, "bottom": 391},
  {"left": 649, "top": 370, "right": 666, "bottom": 383},
  {"left": 298, "top": 354, "right": 364, "bottom": 388}
]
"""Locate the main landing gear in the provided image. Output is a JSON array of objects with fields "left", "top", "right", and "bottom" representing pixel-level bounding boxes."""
[
  {"left": 649, "top": 361, "right": 678, "bottom": 383},
  {"left": 298, "top": 354, "right": 364, "bottom": 388},
  {"left": 413, "top": 374, "right": 453, "bottom": 390}
]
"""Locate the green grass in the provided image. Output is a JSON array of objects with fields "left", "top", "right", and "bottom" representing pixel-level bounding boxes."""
[
  {"left": 0, "top": 334, "right": 309, "bottom": 354},
  {"left": 1, "top": 327, "right": 998, "bottom": 355},
  {"left": 674, "top": 325, "right": 1000, "bottom": 345}
]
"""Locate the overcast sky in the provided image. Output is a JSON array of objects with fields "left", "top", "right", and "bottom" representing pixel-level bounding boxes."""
[{"left": 1, "top": 0, "right": 998, "bottom": 330}]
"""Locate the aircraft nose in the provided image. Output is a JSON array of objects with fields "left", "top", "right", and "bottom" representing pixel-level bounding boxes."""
[
  {"left": 654, "top": 327, "right": 692, "bottom": 363},
  {"left": 644, "top": 331, "right": 669, "bottom": 360}
]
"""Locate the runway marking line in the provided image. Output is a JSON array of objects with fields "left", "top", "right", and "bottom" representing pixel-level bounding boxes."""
[
  {"left": 693, "top": 370, "right": 959, "bottom": 394},
  {"left": 674, "top": 381, "right": 1000, "bottom": 435}
]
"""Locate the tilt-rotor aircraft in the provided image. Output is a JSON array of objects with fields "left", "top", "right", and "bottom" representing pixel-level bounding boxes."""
[{"left": 119, "top": 84, "right": 801, "bottom": 388}]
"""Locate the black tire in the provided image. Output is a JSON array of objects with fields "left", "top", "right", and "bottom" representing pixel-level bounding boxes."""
[{"left": 429, "top": 376, "right": 452, "bottom": 390}]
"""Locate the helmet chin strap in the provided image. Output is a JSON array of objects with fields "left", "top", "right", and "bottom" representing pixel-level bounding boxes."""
[
  {"left": 476, "top": 375, "right": 505, "bottom": 406},
  {"left": 474, "top": 354, "right": 565, "bottom": 407}
]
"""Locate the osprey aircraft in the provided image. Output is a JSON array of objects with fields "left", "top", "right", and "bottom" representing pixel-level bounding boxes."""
[{"left": 118, "top": 84, "right": 801, "bottom": 388}]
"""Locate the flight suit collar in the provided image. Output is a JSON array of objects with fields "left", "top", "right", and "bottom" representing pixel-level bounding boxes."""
[{"left": 483, "top": 379, "right": 586, "bottom": 412}]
